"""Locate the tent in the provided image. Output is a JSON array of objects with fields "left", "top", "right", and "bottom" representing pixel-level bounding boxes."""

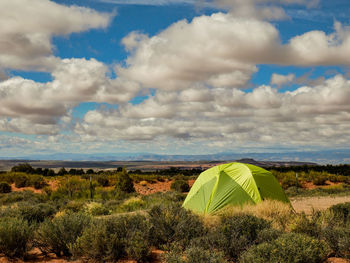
[{"left": 183, "top": 162, "right": 289, "bottom": 214}]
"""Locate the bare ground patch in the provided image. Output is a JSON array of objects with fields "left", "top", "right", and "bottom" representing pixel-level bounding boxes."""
[{"left": 291, "top": 195, "right": 350, "bottom": 214}]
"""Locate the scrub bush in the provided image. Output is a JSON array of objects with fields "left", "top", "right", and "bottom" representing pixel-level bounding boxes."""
[
  {"left": 17, "top": 202, "right": 57, "bottom": 223},
  {"left": 323, "top": 225, "right": 350, "bottom": 259},
  {"left": 329, "top": 202, "right": 350, "bottom": 225},
  {"left": 163, "top": 249, "right": 185, "bottom": 263},
  {"left": 0, "top": 173, "right": 14, "bottom": 184},
  {"left": 313, "top": 175, "right": 327, "bottom": 186},
  {"left": 149, "top": 203, "right": 205, "bottom": 249},
  {"left": 240, "top": 233, "right": 330, "bottom": 263},
  {"left": 189, "top": 228, "right": 224, "bottom": 251},
  {"left": 35, "top": 212, "right": 91, "bottom": 257},
  {"left": 71, "top": 219, "right": 124, "bottom": 262},
  {"left": 115, "top": 169, "right": 135, "bottom": 193},
  {"left": 97, "top": 174, "right": 109, "bottom": 187},
  {"left": 72, "top": 214, "right": 151, "bottom": 262},
  {"left": 280, "top": 173, "right": 299, "bottom": 189},
  {"left": 256, "top": 228, "right": 283, "bottom": 243},
  {"left": 0, "top": 190, "right": 41, "bottom": 205},
  {"left": 0, "top": 217, "right": 33, "bottom": 258},
  {"left": 170, "top": 180, "right": 190, "bottom": 192},
  {"left": 84, "top": 202, "right": 110, "bottom": 216},
  {"left": 218, "top": 200, "right": 293, "bottom": 231},
  {"left": 57, "top": 176, "right": 90, "bottom": 199},
  {"left": 220, "top": 214, "right": 271, "bottom": 260},
  {"left": 64, "top": 200, "right": 85, "bottom": 213},
  {"left": 290, "top": 213, "right": 321, "bottom": 238},
  {"left": 14, "top": 173, "right": 29, "bottom": 188},
  {"left": 119, "top": 197, "right": 146, "bottom": 212},
  {"left": 185, "top": 246, "right": 227, "bottom": 263},
  {"left": 30, "top": 174, "right": 47, "bottom": 189},
  {"left": 0, "top": 182, "right": 11, "bottom": 193}
]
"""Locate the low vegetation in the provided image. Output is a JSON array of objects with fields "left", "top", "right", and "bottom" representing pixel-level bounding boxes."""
[{"left": 0, "top": 163, "right": 348, "bottom": 262}]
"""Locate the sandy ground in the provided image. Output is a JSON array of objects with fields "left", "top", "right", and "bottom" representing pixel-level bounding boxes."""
[
  {"left": 291, "top": 195, "right": 350, "bottom": 214},
  {"left": 134, "top": 179, "right": 195, "bottom": 195},
  {"left": 327, "top": 258, "right": 350, "bottom": 263}
]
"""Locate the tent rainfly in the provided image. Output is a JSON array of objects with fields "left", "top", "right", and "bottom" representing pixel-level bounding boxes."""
[{"left": 182, "top": 162, "right": 289, "bottom": 214}]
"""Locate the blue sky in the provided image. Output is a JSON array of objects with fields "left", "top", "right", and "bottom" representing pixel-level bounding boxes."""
[{"left": 0, "top": 0, "right": 350, "bottom": 160}]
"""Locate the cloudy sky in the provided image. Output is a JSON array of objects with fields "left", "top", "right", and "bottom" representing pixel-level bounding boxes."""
[{"left": 0, "top": 0, "right": 350, "bottom": 157}]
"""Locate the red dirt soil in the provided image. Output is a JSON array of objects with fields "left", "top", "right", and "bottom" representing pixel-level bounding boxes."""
[
  {"left": 0, "top": 248, "right": 164, "bottom": 263},
  {"left": 134, "top": 179, "right": 195, "bottom": 195},
  {"left": 10, "top": 180, "right": 59, "bottom": 194},
  {"left": 302, "top": 180, "right": 342, "bottom": 190}
]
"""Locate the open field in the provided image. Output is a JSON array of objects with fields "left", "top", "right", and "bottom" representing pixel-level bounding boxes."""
[
  {"left": 0, "top": 163, "right": 349, "bottom": 262},
  {"left": 8, "top": 179, "right": 350, "bottom": 215}
]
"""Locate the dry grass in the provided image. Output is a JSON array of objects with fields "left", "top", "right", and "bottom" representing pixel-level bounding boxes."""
[{"left": 214, "top": 200, "right": 294, "bottom": 230}]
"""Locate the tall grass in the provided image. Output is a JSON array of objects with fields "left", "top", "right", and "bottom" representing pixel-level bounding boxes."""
[{"left": 215, "top": 200, "right": 294, "bottom": 230}]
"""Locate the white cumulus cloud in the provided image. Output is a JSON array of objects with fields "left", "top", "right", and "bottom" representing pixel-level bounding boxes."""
[{"left": 0, "top": 0, "right": 112, "bottom": 71}]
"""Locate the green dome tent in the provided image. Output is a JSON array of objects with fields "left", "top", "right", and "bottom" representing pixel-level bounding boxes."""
[{"left": 183, "top": 162, "right": 289, "bottom": 214}]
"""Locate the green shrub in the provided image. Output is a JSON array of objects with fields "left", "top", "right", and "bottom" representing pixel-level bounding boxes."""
[
  {"left": 125, "top": 228, "right": 151, "bottom": 262},
  {"left": 170, "top": 180, "right": 190, "bottom": 192},
  {"left": 338, "top": 228, "right": 350, "bottom": 259},
  {"left": 17, "top": 202, "right": 57, "bottom": 223},
  {"left": 149, "top": 203, "right": 205, "bottom": 249},
  {"left": 290, "top": 213, "right": 321, "bottom": 238},
  {"left": 104, "top": 199, "right": 122, "bottom": 211},
  {"left": 0, "top": 190, "right": 42, "bottom": 205},
  {"left": 11, "top": 163, "right": 35, "bottom": 174},
  {"left": 313, "top": 175, "right": 327, "bottom": 185},
  {"left": 0, "top": 173, "right": 14, "bottom": 184},
  {"left": 0, "top": 217, "right": 34, "bottom": 258},
  {"left": 163, "top": 247, "right": 185, "bottom": 263},
  {"left": 35, "top": 212, "right": 91, "bottom": 257},
  {"left": 0, "top": 202, "right": 59, "bottom": 223},
  {"left": 30, "top": 174, "right": 47, "bottom": 189},
  {"left": 281, "top": 174, "right": 299, "bottom": 189},
  {"left": 240, "top": 233, "right": 330, "bottom": 263},
  {"left": 118, "top": 214, "right": 151, "bottom": 262},
  {"left": 220, "top": 214, "right": 271, "bottom": 260},
  {"left": 14, "top": 173, "right": 29, "bottom": 188},
  {"left": 256, "top": 228, "right": 283, "bottom": 243},
  {"left": 115, "top": 169, "right": 135, "bottom": 193},
  {"left": 72, "top": 214, "right": 151, "bottom": 262},
  {"left": 97, "top": 175, "right": 109, "bottom": 187},
  {"left": 240, "top": 242, "right": 274, "bottom": 263},
  {"left": 111, "top": 188, "right": 130, "bottom": 199},
  {"left": 57, "top": 176, "right": 90, "bottom": 199},
  {"left": 329, "top": 202, "right": 350, "bottom": 225},
  {"left": 71, "top": 219, "right": 124, "bottom": 262},
  {"left": 322, "top": 225, "right": 350, "bottom": 259},
  {"left": 119, "top": 197, "right": 146, "bottom": 212},
  {"left": 64, "top": 200, "right": 85, "bottom": 213},
  {"left": 189, "top": 229, "right": 224, "bottom": 251},
  {"left": 185, "top": 246, "right": 227, "bottom": 263},
  {"left": 0, "top": 182, "right": 11, "bottom": 193},
  {"left": 84, "top": 202, "right": 110, "bottom": 216},
  {"left": 98, "top": 188, "right": 110, "bottom": 200},
  {"left": 328, "top": 174, "right": 338, "bottom": 182}
]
